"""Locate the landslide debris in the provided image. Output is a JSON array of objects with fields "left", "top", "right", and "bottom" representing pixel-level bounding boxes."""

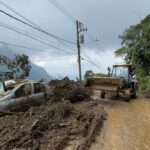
[
  {"left": 0, "top": 100, "right": 106, "bottom": 150},
  {"left": 0, "top": 78, "right": 106, "bottom": 150},
  {"left": 49, "top": 77, "right": 91, "bottom": 102}
]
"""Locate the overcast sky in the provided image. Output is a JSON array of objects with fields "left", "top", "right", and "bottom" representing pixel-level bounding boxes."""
[{"left": 0, "top": 0, "right": 150, "bottom": 79}]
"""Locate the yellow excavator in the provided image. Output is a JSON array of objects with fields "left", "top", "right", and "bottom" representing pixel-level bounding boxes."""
[{"left": 86, "top": 64, "right": 138, "bottom": 101}]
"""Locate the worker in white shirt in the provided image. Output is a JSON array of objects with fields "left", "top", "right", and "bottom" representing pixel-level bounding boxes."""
[{"left": 130, "top": 72, "right": 137, "bottom": 89}]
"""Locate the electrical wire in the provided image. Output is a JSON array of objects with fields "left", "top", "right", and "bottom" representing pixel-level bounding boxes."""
[
  {"left": 0, "top": 41, "right": 57, "bottom": 53},
  {"left": 0, "top": 9, "right": 76, "bottom": 45},
  {"left": 0, "top": 21, "right": 76, "bottom": 54},
  {"left": 0, "top": 1, "right": 78, "bottom": 55},
  {"left": 32, "top": 56, "right": 75, "bottom": 62},
  {"left": 48, "top": 0, "right": 111, "bottom": 69},
  {"left": 0, "top": 0, "right": 112, "bottom": 72},
  {"left": 0, "top": 1, "right": 42, "bottom": 29},
  {"left": 48, "top": 0, "right": 77, "bottom": 22},
  {"left": 81, "top": 57, "right": 106, "bottom": 71},
  {"left": 0, "top": 33, "right": 46, "bottom": 50},
  {"left": 0, "top": 41, "right": 76, "bottom": 57},
  {"left": 85, "top": 33, "right": 117, "bottom": 64},
  {"left": 0, "top": 23, "right": 75, "bottom": 55}
]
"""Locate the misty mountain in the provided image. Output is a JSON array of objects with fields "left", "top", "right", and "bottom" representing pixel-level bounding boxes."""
[{"left": 0, "top": 45, "right": 52, "bottom": 81}]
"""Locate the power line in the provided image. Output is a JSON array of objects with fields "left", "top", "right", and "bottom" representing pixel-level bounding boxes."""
[
  {"left": 0, "top": 1, "right": 107, "bottom": 74},
  {"left": 48, "top": 1, "right": 108, "bottom": 62},
  {"left": 81, "top": 57, "right": 106, "bottom": 71},
  {"left": 0, "top": 23, "right": 75, "bottom": 55},
  {"left": 0, "top": 9, "right": 76, "bottom": 45},
  {"left": 0, "top": 1, "right": 42, "bottom": 29},
  {"left": 32, "top": 56, "right": 75, "bottom": 62},
  {"left": 47, "top": 0, "right": 107, "bottom": 76},
  {"left": 0, "top": 33, "right": 46, "bottom": 50},
  {"left": 48, "top": 0, "right": 77, "bottom": 22},
  {"left": 0, "top": 41, "right": 58, "bottom": 53},
  {"left": 0, "top": 21, "right": 50, "bottom": 41},
  {"left": 0, "top": 41, "right": 76, "bottom": 57},
  {"left": 0, "top": 21, "right": 76, "bottom": 54},
  {"left": 81, "top": 48, "right": 115, "bottom": 71},
  {"left": 0, "top": 2, "right": 78, "bottom": 54},
  {"left": 85, "top": 33, "right": 117, "bottom": 64},
  {"left": 80, "top": 49, "right": 102, "bottom": 68},
  {"left": 47, "top": 0, "right": 113, "bottom": 73},
  {"left": 82, "top": 51, "right": 93, "bottom": 62}
]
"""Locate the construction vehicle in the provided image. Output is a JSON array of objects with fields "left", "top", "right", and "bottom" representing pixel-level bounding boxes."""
[{"left": 86, "top": 64, "right": 138, "bottom": 101}]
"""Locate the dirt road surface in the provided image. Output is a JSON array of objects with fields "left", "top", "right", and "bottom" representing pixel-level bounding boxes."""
[{"left": 90, "top": 98, "right": 150, "bottom": 150}]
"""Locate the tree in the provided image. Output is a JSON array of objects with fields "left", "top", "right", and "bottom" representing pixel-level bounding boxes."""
[
  {"left": 84, "top": 70, "right": 94, "bottom": 80},
  {"left": 0, "top": 54, "right": 31, "bottom": 80},
  {"left": 94, "top": 73, "right": 106, "bottom": 77},
  {"left": 15, "top": 54, "right": 31, "bottom": 78},
  {"left": 115, "top": 15, "right": 150, "bottom": 76},
  {"left": 84, "top": 70, "right": 106, "bottom": 80},
  {"left": 115, "top": 15, "right": 150, "bottom": 91}
]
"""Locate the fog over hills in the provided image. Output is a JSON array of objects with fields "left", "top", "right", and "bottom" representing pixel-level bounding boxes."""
[{"left": 0, "top": 45, "right": 52, "bottom": 81}]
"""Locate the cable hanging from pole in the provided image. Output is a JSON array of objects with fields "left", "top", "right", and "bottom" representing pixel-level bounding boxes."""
[
  {"left": 32, "top": 56, "right": 75, "bottom": 62},
  {"left": 0, "top": 1, "right": 78, "bottom": 55},
  {"left": 0, "top": 9, "right": 76, "bottom": 45},
  {"left": 0, "top": 41, "right": 56, "bottom": 53},
  {"left": 0, "top": 23, "right": 75, "bottom": 55},
  {"left": 48, "top": 0, "right": 77, "bottom": 22}
]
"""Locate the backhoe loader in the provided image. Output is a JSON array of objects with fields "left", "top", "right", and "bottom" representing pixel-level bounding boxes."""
[{"left": 86, "top": 64, "right": 138, "bottom": 101}]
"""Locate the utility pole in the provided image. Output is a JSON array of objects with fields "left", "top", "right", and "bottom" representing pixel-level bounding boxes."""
[
  {"left": 76, "top": 20, "right": 82, "bottom": 81},
  {"left": 76, "top": 20, "right": 87, "bottom": 81}
]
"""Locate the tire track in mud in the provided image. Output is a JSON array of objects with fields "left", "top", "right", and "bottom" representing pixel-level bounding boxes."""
[{"left": 90, "top": 98, "right": 150, "bottom": 150}]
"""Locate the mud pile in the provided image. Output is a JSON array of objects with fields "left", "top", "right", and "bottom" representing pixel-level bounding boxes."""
[
  {"left": 49, "top": 77, "right": 91, "bottom": 102},
  {"left": 0, "top": 100, "right": 106, "bottom": 150}
]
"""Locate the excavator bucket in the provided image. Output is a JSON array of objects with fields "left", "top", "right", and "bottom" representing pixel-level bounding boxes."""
[{"left": 86, "top": 77, "right": 123, "bottom": 99}]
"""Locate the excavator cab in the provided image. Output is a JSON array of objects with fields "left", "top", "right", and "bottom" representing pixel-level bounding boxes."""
[
  {"left": 112, "top": 66, "right": 129, "bottom": 81},
  {"left": 111, "top": 64, "right": 133, "bottom": 87}
]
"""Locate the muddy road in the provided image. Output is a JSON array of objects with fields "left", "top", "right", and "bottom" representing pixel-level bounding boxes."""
[{"left": 90, "top": 98, "right": 150, "bottom": 150}]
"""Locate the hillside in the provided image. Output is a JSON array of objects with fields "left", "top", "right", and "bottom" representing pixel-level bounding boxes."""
[{"left": 0, "top": 45, "right": 52, "bottom": 81}]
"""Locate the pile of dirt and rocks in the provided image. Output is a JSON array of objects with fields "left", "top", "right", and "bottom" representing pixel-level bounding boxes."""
[
  {"left": 0, "top": 100, "right": 106, "bottom": 150},
  {"left": 0, "top": 78, "right": 106, "bottom": 150},
  {"left": 49, "top": 77, "right": 92, "bottom": 102}
]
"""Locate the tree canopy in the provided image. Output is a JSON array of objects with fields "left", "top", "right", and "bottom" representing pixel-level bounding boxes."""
[
  {"left": 84, "top": 70, "right": 106, "bottom": 80},
  {"left": 84, "top": 70, "right": 94, "bottom": 80},
  {"left": 115, "top": 15, "right": 150, "bottom": 91},
  {"left": 0, "top": 54, "right": 31, "bottom": 80},
  {"left": 115, "top": 15, "right": 150, "bottom": 77}
]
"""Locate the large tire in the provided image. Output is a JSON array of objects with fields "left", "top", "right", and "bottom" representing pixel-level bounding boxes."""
[
  {"left": 131, "top": 90, "right": 137, "bottom": 98},
  {"left": 116, "top": 92, "right": 119, "bottom": 98},
  {"left": 101, "top": 91, "right": 105, "bottom": 99},
  {"left": 124, "top": 94, "right": 130, "bottom": 102}
]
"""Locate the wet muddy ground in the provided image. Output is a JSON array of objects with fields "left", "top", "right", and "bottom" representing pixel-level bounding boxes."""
[
  {"left": 0, "top": 100, "right": 106, "bottom": 150},
  {"left": 0, "top": 96, "right": 149, "bottom": 150},
  {"left": 90, "top": 98, "right": 150, "bottom": 150}
]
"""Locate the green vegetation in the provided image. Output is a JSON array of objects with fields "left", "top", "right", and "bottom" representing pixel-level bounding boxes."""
[
  {"left": 84, "top": 70, "right": 94, "bottom": 80},
  {"left": 94, "top": 73, "right": 106, "bottom": 77},
  {"left": 140, "top": 76, "right": 150, "bottom": 92},
  {"left": 0, "top": 54, "right": 31, "bottom": 80},
  {"left": 84, "top": 70, "right": 106, "bottom": 80},
  {"left": 115, "top": 15, "right": 150, "bottom": 91}
]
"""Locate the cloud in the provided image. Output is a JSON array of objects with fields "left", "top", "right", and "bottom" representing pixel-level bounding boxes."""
[
  {"left": 0, "top": 0, "right": 150, "bottom": 78},
  {"left": 30, "top": 47, "right": 123, "bottom": 79},
  {"left": 31, "top": 51, "right": 77, "bottom": 67}
]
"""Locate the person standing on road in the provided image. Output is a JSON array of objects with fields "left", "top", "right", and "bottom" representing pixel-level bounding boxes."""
[{"left": 130, "top": 71, "right": 137, "bottom": 90}]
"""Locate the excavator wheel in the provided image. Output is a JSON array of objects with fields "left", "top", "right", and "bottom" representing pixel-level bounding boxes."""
[
  {"left": 101, "top": 91, "right": 105, "bottom": 98},
  {"left": 124, "top": 96, "right": 130, "bottom": 102}
]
